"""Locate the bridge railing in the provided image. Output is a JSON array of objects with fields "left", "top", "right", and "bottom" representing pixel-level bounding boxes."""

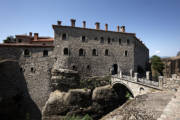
[{"left": 112, "top": 74, "right": 161, "bottom": 88}]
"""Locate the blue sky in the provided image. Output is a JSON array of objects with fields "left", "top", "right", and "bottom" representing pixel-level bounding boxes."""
[{"left": 0, "top": 0, "right": 180, "bottom": 57}]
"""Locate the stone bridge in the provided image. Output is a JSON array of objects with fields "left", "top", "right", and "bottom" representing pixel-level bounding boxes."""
[{"left": 111, "top": 73, "right": 163, "bottom": 97}]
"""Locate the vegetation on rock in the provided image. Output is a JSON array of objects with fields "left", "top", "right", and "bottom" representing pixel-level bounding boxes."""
[
  {"left": 64, "top": 114, "right": 93, "bottom": 120},
  {"left": 80, "top": 76, "right": 111, "bottom": 90}
]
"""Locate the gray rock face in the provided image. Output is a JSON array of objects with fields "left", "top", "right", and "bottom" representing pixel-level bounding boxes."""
[
  {"left": 42, "top": 89, "right": 91, "bottom": 116},
  {"left": 92, "top": 85, "right": 119, "bottom": 103},
  {"left": 42, "top": 85, "right": 124, "bottom": 120},
  {"left": 51, "top": 68, "right": 80, "bottom": 91}
]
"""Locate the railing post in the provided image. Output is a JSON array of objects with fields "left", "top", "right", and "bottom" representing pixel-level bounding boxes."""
[
  {"left": 146, "top": 71, "right": 150, "bottom": 80},
  {"left": 130, "top": 69, "right": 133, "bottom": 78},
  {"left": 119, "top": 70, "right": 122, "bottom": 78},
  {"left": 158, "top": 76, "right": 163, "bottom": 89},
  {"left": 134, "top": 72, "right": 138, "bottom": 82}
]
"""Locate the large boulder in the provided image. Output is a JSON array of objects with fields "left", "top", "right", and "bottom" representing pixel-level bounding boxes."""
[
  {"left": 51, "top": 68, "right": 80, "bottom": 91},
  {"left": 92, "top": 85, "right": 119, "bottom": 104},
  {"left": 42, "top": 89, "right": 91, "bottom": 117}
]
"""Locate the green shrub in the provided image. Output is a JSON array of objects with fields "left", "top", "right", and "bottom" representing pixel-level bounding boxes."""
[{"left": 64, "top": 114, "right": 93, "bottom": 120}]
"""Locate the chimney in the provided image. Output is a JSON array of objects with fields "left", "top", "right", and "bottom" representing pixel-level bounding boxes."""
[
  {"left": 120, "top": 26, "right": 125, "bottom": 32},
  {"left": 83, "top": 21, "right": 86, "bottom": 28},
  {"left": 105, "top": 24, "right": 108, "bottom": 31},
  {"left": 71, "top": 19, "right": 76, "bottom": 27},
  {"left": 95, "top": 22, "right": 100, "bottom": 30},
  {"left": 34, "top": 33, "right": 38, "bottom": 41},
  {"left": 57, "top": 21, "right": 62, "bottom": 26},
  {"left": 117, "top": 26, "right": 120, "bottom": 32},
  {"left": 29, "top": 32, "right": 32, "bottom": 37}
]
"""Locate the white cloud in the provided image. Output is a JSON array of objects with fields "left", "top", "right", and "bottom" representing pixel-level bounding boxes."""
[{"left": 154, "top": 50, "right": 160, "bottom": 55}]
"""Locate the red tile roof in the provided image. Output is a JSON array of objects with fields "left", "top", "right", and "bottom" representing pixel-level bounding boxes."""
[{"left": 0, "top": 43, "right": 54, "bottom": 47}]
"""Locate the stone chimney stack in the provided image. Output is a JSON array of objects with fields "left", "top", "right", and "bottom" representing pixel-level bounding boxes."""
[
  {"left": 120, "top": 26, "right": 125, "bottom": 32},
  {"left": 29, "top": 32, "right": 32, "bottom": 37},
  {"left": 34, "top": 33, "right": 38, "bottom": 40},
  {"left": 117, "top": 26, "right": 120, "bottom": 32},
  {"left": 57, "top": 21, "right": 62, "bottom": 26},
  {"left": 83, "top": 21, "right": 86, "bottom": 28},
  {"left": 71, "top": 19, "right": 76, "bottom": 27},
  {"left": 95, "top": 22, "right": 100, "bottom": 30},
  {"left": 105, "top": 24, "right": 108, "bottom": 31}
]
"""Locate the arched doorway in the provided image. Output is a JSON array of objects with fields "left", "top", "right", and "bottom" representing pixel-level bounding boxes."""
[{"left": 112, "top": 64, "right": 118, "bottom": 75}]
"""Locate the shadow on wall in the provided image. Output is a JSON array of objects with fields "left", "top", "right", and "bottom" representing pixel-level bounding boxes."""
[{"left": 0, "top": 60, "right": 41, "bottom": 120}]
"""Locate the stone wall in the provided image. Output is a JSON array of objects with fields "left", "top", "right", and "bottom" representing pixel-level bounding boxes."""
[
  {"left": 0, "top": 46, "right": 55, "bottom": 111},
  {"left": 53, "top": 26, "right": 148, "bottom": 76},
  {"left": 134, "top": 39, "right": 149, "bottom": 74}
]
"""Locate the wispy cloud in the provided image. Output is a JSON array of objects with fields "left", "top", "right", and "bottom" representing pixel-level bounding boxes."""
[{"left": 154, "top": 50, "right": 160, "bottom": 55}]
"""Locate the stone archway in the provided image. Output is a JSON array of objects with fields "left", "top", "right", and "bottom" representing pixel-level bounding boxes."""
[{"left": 112, "top": 83, "right": 134, "bottom": 99}]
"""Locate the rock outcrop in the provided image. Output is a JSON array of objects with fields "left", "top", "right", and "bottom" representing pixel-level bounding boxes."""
[
  {"left": 42, "top": 85, "right": 125, "bottom": 120},
  {"left": 51, "top": 68, "right": 80, "bottom": 91}
]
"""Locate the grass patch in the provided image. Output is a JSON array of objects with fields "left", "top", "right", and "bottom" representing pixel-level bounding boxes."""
[{"left": 64, "top": 114, "right": 93, "bottom": 120}]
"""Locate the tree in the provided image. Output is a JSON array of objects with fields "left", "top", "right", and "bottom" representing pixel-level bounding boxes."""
[
  {"left": 150, "top": 55, "right": 164, "bottom": 77},
  {"left": 3, "top": 36, "right": 16, "bottom": 43}
]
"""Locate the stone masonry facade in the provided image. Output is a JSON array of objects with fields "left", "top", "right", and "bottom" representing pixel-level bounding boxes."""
[{"left": 0, "top": 19, "right": 149, "bottom": 112}]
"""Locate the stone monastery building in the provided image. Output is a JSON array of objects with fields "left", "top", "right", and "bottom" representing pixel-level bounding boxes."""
[
  {"left": 0, "top": 19, "right": 149, "bottom": 110},
  {"left": 1, "top": 19, "right": 149, "bottom": 76}
]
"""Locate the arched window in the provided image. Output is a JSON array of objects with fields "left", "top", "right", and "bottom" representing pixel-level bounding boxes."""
[
  {"left": 82, "top": 36, "right": 86, "bottom": 42},
  {"left": 92, "top": 49, "right": 97, "bottom": 56},
  {"left": 105, "top": 49, "right": 109, "bottom": 56},
  {"left": 43, "top": 50, "right": 48, "bottom": 57},
  {"left": 79, "top": 48, "right": 85, "bottom": 56},
  {"left": 100, "top": 37, "right": 104, "bottom": 43},
  {"left": 72, "top": 65, "right": 77, "bottom": 71},
  {"left": 119, "top": 39, "right": 121, "bottom": 45},
  {"left": 18, "top": 39, "right": 22, "bottom": 43},
  {"left": 87, "top": 65, "right": 90, "bottom": 70},
  {"left": 125, "top": 50, "right": 128, "bottom": 56},
  {"left": 64, "top": 48, "right": 69, "bottom": 55},
  {"left": 62, "top": 33, "right": 67, "bottom": 40},
  {"left": 108, "top": 38, "right": 111, "bottom": 44},
  {"left": 127, "top": 39, "right": 130, "bottom": 45},
  {"left": 24, "top": 49, "right": 30, "bottom": 57}
]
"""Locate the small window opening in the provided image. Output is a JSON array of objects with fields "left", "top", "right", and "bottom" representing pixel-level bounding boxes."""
[
  {"left": 94, "top": 37, "right": 98, "bottom": 40},
  {"left": 127, "top": 39, "right": 130, "bottom": 45},
  {"left": 112, "top": 38, "right": 115, "bottom": 42},
  {"left": 100, "top": 37, "right": 104, "bottom": 43},
  {"left": 31, "top": 67, "right": 34, "bottom": 73},
  {"left": 18, "top": 39, "right": 22, "bottom": 43},
  {"left": 43, "top": 50, "right": 48, "bottom": 57},
  {"left": 20, "top": 68, "right": 23, "bottom": 72},
  {"left": 62, "top": 34, "right": 67, "bottom": 40},
  {"left": 92, "top": 49, "right": 97, "bottom": 56},
  {"left": 108, "top": 38, "right": 111, "bottom": 44},
  {"left": 125, "top": 50, "right": 128, "bottom": 56},
  {"left": 79, "top": 49, "right": 85, "bottom": 56},
  {"left": 105, "top": 49, "right": 109, "bottom": 56},
  {"left": 24, "top": 49, "right": 30, "bottom": 57},
  {"left": 72, "top": 65, "right": 77, "bottom": 71},
  {"left": 119, "top": 39, "right": 121, "bottom": 45},
  {"left": 87, "top": 65, "right": 90, "bottom": 70},
  {"left": 82, "top": 36, "right": 86, "bottom": 42},
  {"left": 64, "top": 48, "right": 69, "bottom": 55}
]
